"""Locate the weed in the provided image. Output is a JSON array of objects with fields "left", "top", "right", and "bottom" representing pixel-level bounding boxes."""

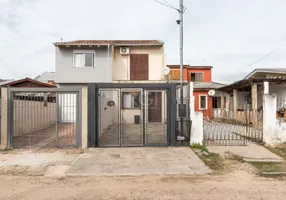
[
  {"left": 266, "top": 144, "right": 286, "bottom": 160},
  {"left": 190, "top": 143, "right": 208, "bottom": 152},
  {"left": 250, "top": 162, "right": 286, "bottom": 173}
]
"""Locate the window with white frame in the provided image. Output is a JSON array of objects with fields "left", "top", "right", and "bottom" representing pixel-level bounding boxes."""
[
  {"left": 199, "top": 95, "right": 208, "bottom": 110},
  {"left": 73, "top": 50, "right": 95, "bottom": 68}
]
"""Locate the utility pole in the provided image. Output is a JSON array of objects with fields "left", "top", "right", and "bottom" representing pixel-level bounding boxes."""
[
  {"left": 153, "top": 0, "right": 187, "bottom": 140},
  {"left": 179, "top": 0, "right": 185, "bottom": 138}
]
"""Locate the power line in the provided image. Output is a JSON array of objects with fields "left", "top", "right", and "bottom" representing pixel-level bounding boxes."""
[
  {"left": 162, "top": 0, "right": 178, "bottom": 10},
  {"left": 219, "top": 44, "right": 286, "bottom": 82},
  {"left": 153, "top": 0, "right": 179, "bottom": 11},
  {"left": 0, "top": 56, "right": 21, "bottom": 78}
]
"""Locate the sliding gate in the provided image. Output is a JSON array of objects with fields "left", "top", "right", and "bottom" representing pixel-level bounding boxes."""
[{"left": 88, "top": 83, "right": 178, "bottom": 147}]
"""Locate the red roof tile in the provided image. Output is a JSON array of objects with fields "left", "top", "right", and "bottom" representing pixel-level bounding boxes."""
[{"left": 54, "top": 40, "right": 163, "bottom": 46}]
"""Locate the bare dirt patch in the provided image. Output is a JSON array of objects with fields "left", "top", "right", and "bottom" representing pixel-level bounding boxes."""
[{"left": 1, "top": 172, "right": 286, "bottom": 200}]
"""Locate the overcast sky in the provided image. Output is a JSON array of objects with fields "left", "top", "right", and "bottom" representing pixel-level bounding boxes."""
[{"left": 0, "top": 0, "right": 286, "bottom": 82}]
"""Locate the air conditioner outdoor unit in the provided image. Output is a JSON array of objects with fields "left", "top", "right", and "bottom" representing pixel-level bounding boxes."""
[{"left": 120, "top": 47, "right": 130, "bottom": 55}]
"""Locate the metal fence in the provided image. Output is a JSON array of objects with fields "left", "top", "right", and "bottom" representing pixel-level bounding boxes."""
[
  {"left": 203, "top": 102, "right": 263, "bottom": 146},
  {"left": 8, "top": 88, "right": 81, "bottom": 148}
]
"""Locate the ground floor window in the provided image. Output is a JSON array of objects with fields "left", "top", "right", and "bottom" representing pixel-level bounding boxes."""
[
  {"left": 122, "top": 92, "right": 140, "bottom": 109},
  {"left": 199, "top": 95, "right": 208, "bottom": 110},
  {"left": 212, "top": 96, "right": 227, "bottom": 108},
  {"left": 212, "top": 97, "right": 221, "bottom": 108}
]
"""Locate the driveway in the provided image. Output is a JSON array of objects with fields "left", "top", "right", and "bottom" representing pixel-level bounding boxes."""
[{"left": 67, "top": 147, "right": 211, "bottom": 176}]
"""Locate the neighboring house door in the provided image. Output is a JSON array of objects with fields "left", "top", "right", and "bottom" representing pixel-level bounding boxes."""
[
  {"left": 130, "top": 54, "right": 149, "bottom": 80},
  {"left": 148, "top": 92, "right": 162, "bottom": 122}
]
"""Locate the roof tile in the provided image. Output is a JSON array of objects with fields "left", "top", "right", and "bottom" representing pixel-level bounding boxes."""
[{"left": 54, "top": 40, "right": 163, "bottom": 46}]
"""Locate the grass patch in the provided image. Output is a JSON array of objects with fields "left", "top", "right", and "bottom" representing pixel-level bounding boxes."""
[
  {"left": 224, "top": 151, "right": 244, "bottom": 162},
  {"left": 266, "top": 144, "right": 286, "bottom": 160},
  {"left": 250, "top": 162, "right": 286, "bottom": 173},
  {"left": 0, "top": 148, "right": 12, "bottom": 153},
  {"left": 190, "top": 143, "right": 208, "bottom": 152},
  {"left": 190, "top": 144, "right": 225, "bottom": 172}
]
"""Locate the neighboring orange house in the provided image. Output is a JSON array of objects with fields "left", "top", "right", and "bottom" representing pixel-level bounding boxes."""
[{"left": 168, "top": 65, "right": 224, "bottom": 118}]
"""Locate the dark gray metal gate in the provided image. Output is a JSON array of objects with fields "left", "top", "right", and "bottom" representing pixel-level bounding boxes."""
[{"left": 88, "top": 83, "right": 178, "bottom": 147}]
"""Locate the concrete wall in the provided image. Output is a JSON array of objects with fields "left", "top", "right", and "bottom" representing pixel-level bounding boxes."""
[
  {"left": 55, "top": 46, "right": 112, "bottom": 83},
  {"left": 113, "top": 46, "right": 165, "bottom": 81},
  {"left": 263, "top": 93, "right": 286, "bottom": 145},
  {"left": 190, "top": 111, "right": 203, "bottom": 145},
  {"left": 189, "top": 83, "right": 203, "bottom": 145},
  {"left": 13, "top": 100, "right": 57, "bottom": 137}
]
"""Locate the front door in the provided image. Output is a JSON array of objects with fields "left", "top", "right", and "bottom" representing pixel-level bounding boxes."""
[{"left": 148, "top": 92, "right": 162, "bottom": 122}]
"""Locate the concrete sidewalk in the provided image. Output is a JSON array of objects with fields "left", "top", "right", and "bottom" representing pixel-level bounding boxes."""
[
  {"left": 0, "top": 147, "right": 211, "bottom": 176},
  {"left": 208, "top": 142, "right": 282, "bottom": 162},
  {"left": 67, "top": 147, "right": 211, "bottom": 176}
]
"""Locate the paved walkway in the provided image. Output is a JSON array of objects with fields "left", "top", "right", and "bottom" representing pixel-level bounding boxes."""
[
  {"left": 208, "top": 142, "right": 282, "bottom": 162},
  {"left": 67, "top": 147, "right": 211, "bottom": 176}
]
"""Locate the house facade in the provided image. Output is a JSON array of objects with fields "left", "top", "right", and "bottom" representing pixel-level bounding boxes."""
[
  {"left": 54, "top": 40, "right": 166, "bottom": 124},
  {"left": 168, "top": 65, "right": 225, "bottom": 118},
  {"left": 54, "top": 40, "right": 165, "bottom": 85},
  {"left": 216, "top": 68, "right": 286, "bottom": 126}
]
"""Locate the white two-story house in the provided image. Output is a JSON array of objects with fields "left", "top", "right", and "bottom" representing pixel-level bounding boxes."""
[
  {"left": 54, "top": 40, "right": 165, "bottom": 86},
  {"left": 54, "top": 40, "right": 166, "bottom": 124}
]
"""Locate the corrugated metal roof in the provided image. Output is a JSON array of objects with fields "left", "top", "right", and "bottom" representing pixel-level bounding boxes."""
[
  {"left": 244, "top": 68, "right": 286, "bottom": 79},
  {"left": 35, "top": 71, "right": 55, "bottom": 83},
  {"left": 217, "top": 77, "right": 286, "bottom": 93},
  {"left": 54, "top": 40, "right": 163, "bottom": 46},
  {"left": 194, "top": 82, "right": 225, "bottom": 89}
]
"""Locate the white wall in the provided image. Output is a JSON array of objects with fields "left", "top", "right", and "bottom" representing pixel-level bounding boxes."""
[
  {"left": 190, "top": 111, "right": 203, "bottom": 145},
  {"left": 263, "top": 93, "right": 286, "bottom": 145}
]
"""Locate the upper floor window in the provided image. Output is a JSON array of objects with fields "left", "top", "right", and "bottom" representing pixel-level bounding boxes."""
[
  {"left": 73, "top": 50, "right": 95, "bottom": 68},
  {"left": 190, "top": 72, "right": 203, "bottom": 82}
]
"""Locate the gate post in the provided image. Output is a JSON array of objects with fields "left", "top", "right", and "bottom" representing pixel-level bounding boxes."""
[
  {"left": 88, "top": 83, "right": 97, "bottom": 147},
  {"left": 263, "top": 93, "right": 277, "bottom": 145},
  {"left": 1, "top": 88, "right": 9, "bottom": 149},
  {"left": 81, "top": 87, "right": 88, "bottom": 149}
]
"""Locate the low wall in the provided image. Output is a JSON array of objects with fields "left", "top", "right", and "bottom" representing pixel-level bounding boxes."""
[
  {"left": 275, "top": 119, "right": 286, "bottom": 143},
  {"left": 13, "top": 100, "right": 57, "bottom": 137},
  {"left": 263, "top": 93, "right": 286, "bottom": 145},
  {"left": 190, "top": 111, "right": 203, "bottom": 145}
]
